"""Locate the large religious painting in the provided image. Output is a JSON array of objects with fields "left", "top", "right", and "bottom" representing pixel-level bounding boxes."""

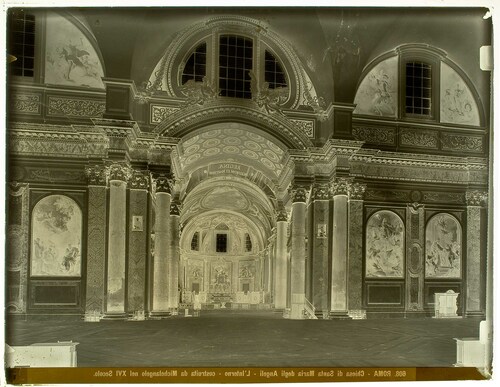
[
  {"left": 210, "top": 259, "right": 232, "bottom": 293},
  {"left": 425, "top": 213, "right": 462, "bottom": 278},
  {"left": 365, "top": 210, "right": 405, "bottom": 278},
  {"left": 31, "top": 195, "right": 82, "bottom": 277}
]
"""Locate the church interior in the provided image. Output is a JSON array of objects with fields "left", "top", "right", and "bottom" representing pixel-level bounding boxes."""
[{"left": 5, "top": 6, "right": 493, "bottom": 370}]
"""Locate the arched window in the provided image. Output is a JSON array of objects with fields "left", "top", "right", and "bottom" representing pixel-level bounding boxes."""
[
  {"left": 180, "top": 33, "right": 288, "bottom": 100},
  {"left": 181, "top": 42, "right": 206, "bottom": 85},
  {"left": 191, "top": 231, "right": 199, "bottom": 251},
  {"left": 245, "top": 233, "right": 252, "bottom": 252}
]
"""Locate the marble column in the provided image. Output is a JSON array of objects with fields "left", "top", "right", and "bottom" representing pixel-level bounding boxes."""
[
  {"left": 151, "top": 176, "right": 171, "bottom": 315},
  {"left": 330, "top": 178, "right": 350, "bottom": 317},
  {"left": 465, "top": 190, "right": 488, "bottom": 316},
  {"left": 84, "top": 166, "right": 108, "bottom": 314},
  {"left": 127, "top": 171, "right": 149, "bottom": 313},
  {"left": 274, "top": 205, "right": 288, "bottom": 309},
  {"left": 347, "top": 182, "right": 366, "bottom": 311},
  {"left": 167, "top": 201, "right": 180, "bottom": 309},
  {"left": 311, "top": 183, "right": 330, "bottom": 314},
  {"left": 290, "top": 186, "right": 308, "bottom": 319},
  {"left": 105, "top": 163, "right": 132, "bottom": 316}
]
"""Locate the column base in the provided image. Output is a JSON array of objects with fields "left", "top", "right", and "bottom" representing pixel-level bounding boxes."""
[
  {"left": 465, "top": 311, "right": 485, "bottom": 318},
  {"left": 101, "top": 312, "right": 128, "bottom": 320},
  {"left": 149, "top": 311, "right": 172, "bottom": 318},
  {"left": 329, "top": 311, "right": 351, "bottom": 320}
]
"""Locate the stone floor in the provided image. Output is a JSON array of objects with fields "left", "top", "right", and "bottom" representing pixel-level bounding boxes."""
[{"left": 5, "top": 310, "right": 482, "bottom": 367}]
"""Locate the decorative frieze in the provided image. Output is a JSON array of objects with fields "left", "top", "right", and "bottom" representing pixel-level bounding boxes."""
[
  {"left": 331, "top": 178, "right": 351, "bottom": 196},
  {"left": 364, "top": 189, "right": 410, "bottom": 202},
  {"left": 352, "top": 125, "right": 396, "bottom": 145},
  {"left": 150, "top": 105, "right": 180, "bottom": 124},
  {"left": 348, "top": 182, "right": 366, "bottom": 200},
  {"left": 441, "top": 133, "right": 484, "bottom": 153},
  {"left": 312, "top": 184, "right": 330, "bottom": 201},
  {"left": 422, "top": 191, "right": 465, "bottom": 204},
  {"left": 129, "top": 170, "right": 149, "bottom": 189},
  {"left": 48, "top": 96, "right": 105, "bottom": 118},
  {"left": 466, "top": 190, "right": 488, "bottom": 207},
  {"left": 400, "top": 128, "right": 438, "bottom": 149},
  {"left": 290, "top": 119, "right": 315, "bottom": 138},
  {"left": 85, "top": 165, "right": 107, "bottom": 186},
  {"left": 10, "top": 93, "right": 41, "bottom": 114}
]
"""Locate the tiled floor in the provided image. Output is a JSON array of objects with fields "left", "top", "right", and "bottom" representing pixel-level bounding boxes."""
[{"left": 5, "top": 310, "right": 482, "bottom": 367}]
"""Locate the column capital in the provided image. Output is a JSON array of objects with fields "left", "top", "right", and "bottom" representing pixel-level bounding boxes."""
[
  {"left": 289, "top": 185, "right": 309, "bottom": 203},
  {"left": 152, "top": 175, "right": 172, "bottom": 194},
  {"left": 312, "top": 183, "right": 331, "bottom": 201},
  {"left": 276, "top": 204, "right": 289, "bottom": 222},
  {"left": 85, "top": 164, "right": 107, "bottom": 186},
  {"left": 466, "top": 190, "right": 488, "bottom": 207},
  {"left": 170, "top": 201, "right": 181, "bottom": 216},
  {"left": 348, "top": 182, "right": 367, "bottom": 200},
  {"left": 330, "top": 177, "right": 352, "bottom": 196},
  {"left": 106, "top": 163, "right": 132, "bottom": 182},
  {"left": 129, "top": 170, "right": 149, "bottom": 189}
]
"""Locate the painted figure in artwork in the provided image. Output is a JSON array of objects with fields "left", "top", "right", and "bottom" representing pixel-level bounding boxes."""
[
  {"left": 442, "top": 84, "right": 473, "bottom": 122},
  {"left": 425, "top": 214, "right": 461, "bottom": 278},
  {"left": 365, "top": 211, "right": 404, "bottom": 278},
  {"left": 370, "top": 71, "right": 395, "bottom": 116},
  {"left": 31, "top": 195, "right": 82, "bottom": 277}
]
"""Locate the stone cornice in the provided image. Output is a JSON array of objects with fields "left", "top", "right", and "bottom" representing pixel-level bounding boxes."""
[{"left": 153, "top": 99, "right": 313, "bottom": 150}]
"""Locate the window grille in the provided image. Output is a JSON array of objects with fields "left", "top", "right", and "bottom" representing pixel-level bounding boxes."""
[
  {"left": 219, "top": 35, "right": 253, "bottom": 99},
  {"left": 8, "top": 10, "right": 35, "bottom": 77},
  {"left": 405, "top": 61, "right": 432, "bottom": 116},
  {"left": 181, "top": 42, "right": 206, "bottom": 84},
  {"left": 264, "top": 50, "right": 287, "bottom": 89}
]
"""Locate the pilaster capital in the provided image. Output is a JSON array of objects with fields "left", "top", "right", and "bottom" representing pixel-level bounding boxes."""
[
  {"left": 152, "top": 174, "right": 172, "bottom": 194},
  {"left": 466, "top": 190, "right": 488, "bottom": 207},
  {"left": 348, "top": 182, "right": 367, "bottom": 200},
  {"left": 289, "top": 185, "right": 308, "bottom": 203},
  {"left": 170, "top": 201, "right": 181, "bottom": 216},
  {"left": 129, "top": 170, "right": 149, "bottom": 189},
  {"left": 85, "top": 164, "right": 107, "bottom": 186},
  {"left": 276, "top": 204, "right": 289, "bottom": 222},
  {"left": 106, "top": 163, "right": 132, "bottom": 182},
  {"left": 330, "top": 177, "right": 352, "bottom": 196},
  {"left": 312, "top": 183, "right": 331, "bottom": 201}
]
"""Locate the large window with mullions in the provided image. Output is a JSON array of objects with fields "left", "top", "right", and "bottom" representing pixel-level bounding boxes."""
[
  {"left": 405, "top": 61, "right": 432, "bottom": 116},
  {"left": 181, "top": 34, "right": 288, "bottom": 100}
]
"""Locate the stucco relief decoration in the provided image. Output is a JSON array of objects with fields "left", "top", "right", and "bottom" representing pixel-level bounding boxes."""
[
  {"left": 189, "top": 260, "right": 204, "bottom": 282},
  {"left": 440, "top": 62, "right": 480, "bottom": 126},
  {"left": 365, "top": 210, "right": 404, "bottom": 278},
  {"left": 151, "top": 105, "right": 180, "bottom": 124},
  {"left": 239, "top": 261, "right": 256, "bottom": 279},
  {"left": 354, "top": 56, "right": 398, "bottom": 117},
  {"left": 44, "top": 12, "right": 104, "bottom": 89},
  {"left": 425, "top": 213, "right": 461, "bottom": 278},
  {"left": 31, "top": 195, "right": 82, "bottom": 277},
  {"left": 210, "top": 260, "right": 232, "bottom": 293},
  {"left": 11, "top": 94, "right": 41, "bottom": 114},
  {"left": 249, "top": 70, "right": 288, "bottom": 114},
  {"left": 180, "top": 76, "right": 218, "bottom": 105}
]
